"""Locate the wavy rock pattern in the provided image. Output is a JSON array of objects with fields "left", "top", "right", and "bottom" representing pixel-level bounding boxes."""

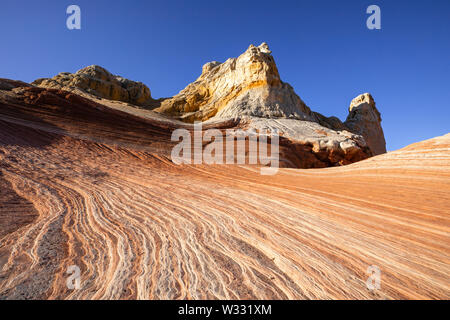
[{"left": 0, "top": 84, "right": 449, "bottom": 300}]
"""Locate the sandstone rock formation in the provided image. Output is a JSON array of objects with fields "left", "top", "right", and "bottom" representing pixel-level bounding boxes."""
[
  {"left": 29, "top": 43, "right": 387, "bottom": 156},
  {"left": 28, "top": 43, "right": 386, "bottom": 157},
  {"left": 344, "top": 93, "right": 386, "bottom": 155},
  {"left": 152, "top": 43, "right": 386, "bottom": 156},
  {"left": 155, "top": 43, "right": 317, "bottom": 122},
  {"left": 0, "top": 85, "right": 371, "bottom": 168},
  {"left": 0, "top": 81, "right": 449, "bottom": 298},
  {"left": 235, "top": 117, "right": 372, "bottom": 167},
  {"left": 32, "top": 65, "right": 155, "bottom": 107}
]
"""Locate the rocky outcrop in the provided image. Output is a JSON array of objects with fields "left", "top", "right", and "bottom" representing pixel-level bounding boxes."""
[
  {"left": 32, "top": 65, "right": 155, "bottom": 107},
  {"left": 155, "top": 43, "right": 317, "bottom": 122},
  {"left": 27, "top": 43, "right": 386, "bottom": 157},
  {"left": 241, "top": 118, "right": 372, "bottom": 167},
  {"left": 154, "top": 43, "right": 386, "bottom": 156},
  {"left": 344, "top": 93, "right": 386, "bottom": 155}
]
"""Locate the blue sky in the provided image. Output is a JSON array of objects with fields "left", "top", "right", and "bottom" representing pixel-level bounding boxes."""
[{"left": 1, "top": 0, "right": 449, "bottom": 151}]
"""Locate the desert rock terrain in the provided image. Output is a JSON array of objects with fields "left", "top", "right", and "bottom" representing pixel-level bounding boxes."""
[
  {"left": 34, "top": 43, "right": 387, "bottom": 156},
  {"left": 0, "top": 77, "right": 449, "bottom": 299}
]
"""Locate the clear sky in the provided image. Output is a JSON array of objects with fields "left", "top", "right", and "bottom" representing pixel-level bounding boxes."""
[{"left": 1, "top": 0, "right": 449, "bottom": 151}]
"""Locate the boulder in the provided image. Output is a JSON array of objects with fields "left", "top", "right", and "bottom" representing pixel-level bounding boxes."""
[{"left": 32, "top": 65, "right": 154, "bottom": 107}]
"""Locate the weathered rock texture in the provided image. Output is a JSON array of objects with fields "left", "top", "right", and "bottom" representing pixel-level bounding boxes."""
[
  {"left": 153, "top": 43, "right": 386, "bottom": 155},
  {"left": 32, "top": 65, "right": 155, "bottom": 106},
  {"left": 0, "top": 82, "right": 449, "bottom": 299},
  {"left": 251, "top": 118, "right": 371, "bottom": 167},
  {"left": 344, "top": 93, "right": 386, "bottom": 155},
  {"left": 0, "top": 83, "right": 371, "bottom": 168},
  {"left": 155, "top": 43, "right": 317, "bottom": 122},
  {"left": 29, "top": 44, "right": 386, "bottom": 156}
]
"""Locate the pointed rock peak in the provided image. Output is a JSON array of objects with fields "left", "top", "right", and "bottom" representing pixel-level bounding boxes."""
[
  {"left": 350, "top": 92, "right": 373, "bottom": 108},
  {"left": 350, "top": 92, "right": 373, "bottom": 109},
  {"left": 348, "top": 93, "right": 381, "bottom": 122},
  {"left": 258, "top": 42, "right": 271, "bottom": 54},
  {"left": 245, "top": 42, "right": 273, "bottom": 56},
  {"left": 155, "top": 42, "right": 316, "bottom": 122},
  {"left": 345, "top": 93, "right": 386, "bottom": 155}
]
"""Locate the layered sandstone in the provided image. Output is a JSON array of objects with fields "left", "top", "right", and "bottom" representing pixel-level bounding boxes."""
[
  {"left": 0, "top": 82, "right": 449, "bottom": 299},
  {"left": 0, "top": 84, "right": 371, "bottom": 168}
]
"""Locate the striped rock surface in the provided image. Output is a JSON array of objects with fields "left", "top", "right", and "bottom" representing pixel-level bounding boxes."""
[{"left": 0, "top": 83, "right": 449, "bottom": 299}]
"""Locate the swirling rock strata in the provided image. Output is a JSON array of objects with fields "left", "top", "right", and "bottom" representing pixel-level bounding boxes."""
[
  {"left": 0, "top": 84, "right": 372, "bottom": 168},
  {"left": 0, "top": 83, "right": 449, "bottom": 299}
]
